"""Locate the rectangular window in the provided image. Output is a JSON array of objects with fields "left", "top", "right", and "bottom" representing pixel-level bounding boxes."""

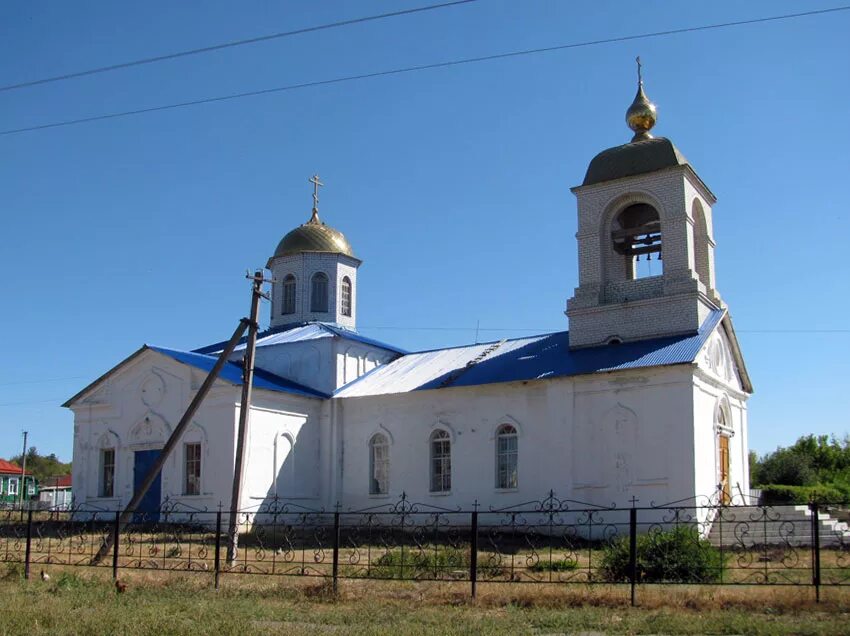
[
  {"left": 184, "top": 443, "right": 202, "bottom": 496},
  {"left": 497, "top": 435, "right": 518, "bottom": 489},
  {"left": 430, "top": 437, "right": 451, "bottom": 492},
  {"left": 100, "top": 448, "right": 115, "bottom": 498},
  {"left": 7, "top": 478, "right": 18, "bottom": 497}
]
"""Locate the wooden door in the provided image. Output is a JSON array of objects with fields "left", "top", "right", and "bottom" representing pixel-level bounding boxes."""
[{"left": 718, "top": 435, "right": 731, "bottom": 505}]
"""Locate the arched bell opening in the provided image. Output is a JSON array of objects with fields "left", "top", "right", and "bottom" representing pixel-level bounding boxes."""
[{"left": 611, "top": 203, "right": 662, "bottom": 280}]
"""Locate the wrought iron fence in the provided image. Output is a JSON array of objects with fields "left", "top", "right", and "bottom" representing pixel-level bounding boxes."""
[{"left": 1, "top": 492, "right": 847, "bottom": 604}]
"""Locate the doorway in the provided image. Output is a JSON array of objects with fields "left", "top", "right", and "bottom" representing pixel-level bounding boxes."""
[
  {"left": 133, "top": 449, "right": 162, "bottom": 522},
  {"left": 718, "top": 435, "right": 731, "bottom": 505}
]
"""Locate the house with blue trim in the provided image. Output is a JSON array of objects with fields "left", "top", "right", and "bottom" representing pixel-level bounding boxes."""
[{"left": 65, "top": 78, "right": 751, "bottom": 517}]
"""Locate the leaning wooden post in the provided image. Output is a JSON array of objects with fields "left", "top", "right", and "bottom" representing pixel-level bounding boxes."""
[
  {"left": 89, "top": 317, "right": 251, "bottom": 565},
  {"left": 227, "top": 271, "right": 265, "bottom": 565}
]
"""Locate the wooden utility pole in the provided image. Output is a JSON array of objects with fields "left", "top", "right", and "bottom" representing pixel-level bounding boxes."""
[
  {"left": 90, "top": 316, "right": 252, "bottom": 565},
  {"left": 227, "top": 270, "right": 265, "bottom": 564},
  {"left": 19, "top": 431, "right": 28, "bottom": 512}
]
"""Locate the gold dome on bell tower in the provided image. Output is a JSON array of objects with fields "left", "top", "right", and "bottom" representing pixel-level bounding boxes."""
[{"left": 625, "top": 56, "right": 657, "bottom": 142}]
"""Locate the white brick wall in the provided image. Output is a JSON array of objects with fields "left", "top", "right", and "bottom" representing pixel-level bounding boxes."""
[{"left": 268, "top": 253, "right": 360, "bottom": 330}]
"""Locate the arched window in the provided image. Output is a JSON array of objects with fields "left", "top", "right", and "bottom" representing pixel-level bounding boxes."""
[
  {"left": 282, "top": 274, "right": 296, "bottom": 315},
  {"left": 612, "top": 203, "right": 662, "bottom": 280},
  {"left": 310, "top": 272, "right": 329, "bottom": 312},
  {"left": 495, "top": 425, "right": 518, "bottom": 489},
  {"left": 430, "top": 430, "right": 451, "bottom": 492},
  {"left": 369, "top": 433, "right": 389, "bottom": 495},
  {"left": 340, "top": 276, "right": 352, "bottom": 317}
]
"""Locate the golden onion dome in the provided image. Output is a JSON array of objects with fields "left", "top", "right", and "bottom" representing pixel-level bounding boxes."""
[
  {"left": 271, "top": 209, "right": 356, "bottom": 260},
  {"left": 625, "top": 57, "right": 657, "bottom": 142}
]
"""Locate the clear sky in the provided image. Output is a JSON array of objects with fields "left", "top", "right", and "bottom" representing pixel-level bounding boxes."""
[{"left": 1, "top": 1, "right": 848, "bottom": 463}]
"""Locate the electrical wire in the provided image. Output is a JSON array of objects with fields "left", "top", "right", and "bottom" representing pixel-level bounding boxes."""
[
  {"left": 0, "top": 0, "right": 481, "bottom": 93},
  {"left": 2, "top": 5, "right": 848, "bottom": 136}
]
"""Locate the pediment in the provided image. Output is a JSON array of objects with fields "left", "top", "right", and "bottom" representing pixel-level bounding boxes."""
[{"left": 698, "top": 327, "right": 743, "bottom": 391}]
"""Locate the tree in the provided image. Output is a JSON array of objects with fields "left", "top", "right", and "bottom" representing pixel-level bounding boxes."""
[{"left": 7, "top": 447, "right": 71, "bottom": 483}]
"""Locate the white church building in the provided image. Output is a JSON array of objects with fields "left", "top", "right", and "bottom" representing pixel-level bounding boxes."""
[{"left": 65, "top": 77, "right": 752, "bottom": 516}]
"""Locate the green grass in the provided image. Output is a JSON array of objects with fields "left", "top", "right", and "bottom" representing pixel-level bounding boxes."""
[{"left": 0, "top": 565, "right": 849, "bottom": 635}]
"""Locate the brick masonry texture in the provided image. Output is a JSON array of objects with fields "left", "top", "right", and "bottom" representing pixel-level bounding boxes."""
[{"left": 566, "top": 164, "right": 721, "bottom": 347}]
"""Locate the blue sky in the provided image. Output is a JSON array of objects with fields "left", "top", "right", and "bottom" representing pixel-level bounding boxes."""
[{"left": 1, "top": 1, "right": 848, "bottom": 462}]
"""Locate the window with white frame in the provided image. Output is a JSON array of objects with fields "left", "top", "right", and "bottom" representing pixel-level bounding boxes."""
[
  {"left": 430, "top": 430, "right": 451, "bottom": 492},
  {"left": 7, "top": 478, "right": 18, "bottom": 497},
  {"left": 282, "top": 274, "right": 297, "bottom": 315},
  {"left": 310, "top": 272, "right": 329, "bottom": 312},
  {"left": 100, "top": 448, "right": 115, "bottom": 498},
  {"left": 495, "top": 424, "right": 518, "bottom": 489},
  {"left": 340, "top": 276, "right": 352, "bottom": 316},
  {"left": 184, "top": 442, "right": 201, "bottom": 496},
  {"left": 369, "top": 433, "right": 389, "bottom": 495}
]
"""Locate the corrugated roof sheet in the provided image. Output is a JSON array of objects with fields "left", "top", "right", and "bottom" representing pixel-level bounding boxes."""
[
  {"left": 148, "top": 346, "right": 328, "bottom": 398},
  {"left": 193, "top": 322, "right": 405, "bottom": 355},
  {"left": 0, "top": 459, "right": 29, "bottom": 475},
  {"left": 335, "top": 310, "right": 725, "bottom": 398}
]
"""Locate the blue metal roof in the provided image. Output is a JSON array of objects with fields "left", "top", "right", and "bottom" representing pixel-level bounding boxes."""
[
  {"left": 334, "top": 310, "right": 725, "bottom": 397},
  {"left": 193, "top": 322, "right": 405, "bottom": 356},
  {"left": 148, "top": 346, "right": 328, "bottom": 398}
]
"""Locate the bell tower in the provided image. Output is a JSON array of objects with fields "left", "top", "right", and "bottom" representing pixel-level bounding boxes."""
[{"left": 566, "top": 61, "right": 722, "bottom": 348}]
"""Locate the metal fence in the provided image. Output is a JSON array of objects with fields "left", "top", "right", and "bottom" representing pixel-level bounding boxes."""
[{"left": 1, "top": 491, "right": 847, "bottom": 604}]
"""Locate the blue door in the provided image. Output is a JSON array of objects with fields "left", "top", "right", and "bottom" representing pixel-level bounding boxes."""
[{"left": 133, "top": 449, "right": 162, "bottom": 522}]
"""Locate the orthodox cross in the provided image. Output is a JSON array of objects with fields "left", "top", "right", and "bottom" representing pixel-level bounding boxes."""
[
  {"left": 309, "top": 174, "right": 323, "bottom": 211},
  {"left": 636, "top": 56, "right": 643, "bottom": 85}
]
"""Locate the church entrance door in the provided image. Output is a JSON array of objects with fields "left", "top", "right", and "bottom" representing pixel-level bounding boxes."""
[
  {"left": 718, "top": 435, "right": 731, "bottom": 505},
  {"left": 133, "top": 449, "right": 162, "bottom": 522}
]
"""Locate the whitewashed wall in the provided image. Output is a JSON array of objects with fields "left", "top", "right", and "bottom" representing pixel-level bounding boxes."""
[
  {"left": 334, "top": 365, "right": 699, "bottom": 512},
  {"left": 70, "top": 349, "right": 322, "bottom": 512},
  {"left": 692, "top": 327, "right": 750, "bottom": 505}
]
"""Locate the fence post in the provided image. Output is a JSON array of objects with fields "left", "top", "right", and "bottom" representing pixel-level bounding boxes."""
[
  {"left": 810, "top": 501, "right": 821, "bottom": 603},
  {"left": 24, "top": 509, "right": 33, "bottom": 580},
  {"left": 332, "top": 507, "right": 341, "bottom": 595},
  {"left": 628, "top": 507, "right": 637, "bottom": 607},
  {"left": 214, "top": 507, "right": 222, "bottom": 590},
  {"left": 470, "top": 506, "right": 479, "bottom": 599},
  {"left": 112, "top": 511, "right": 120, "bottom": 580}
]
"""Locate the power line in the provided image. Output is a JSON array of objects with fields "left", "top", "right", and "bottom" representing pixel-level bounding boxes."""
[
  {"left": 0, "top": 0, "right": 481, "bottom": 93},
  {"left": 3, "top": 5, "right": 848, "bottom": 137}
]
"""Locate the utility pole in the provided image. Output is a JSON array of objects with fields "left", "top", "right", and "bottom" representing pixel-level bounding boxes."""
[
  {"left": 19, "top": 431, "right": 28, "bottom": 512},
  {"left": 90, "top": 316, "right": 252, "bottom": 565},
  {"left": 227, "top": 270, "right": 266, "bottom": 564}
]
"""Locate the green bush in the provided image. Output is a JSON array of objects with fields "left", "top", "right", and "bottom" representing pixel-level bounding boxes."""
[
  {"left": 760, "top": 483, "right": 846, "bottom": 505},
  {"left": 370, "top": 547, "right": 468, "bottom": 579},
  {"left": 600, "top": 526, "right": 722, "bottom": 583}
]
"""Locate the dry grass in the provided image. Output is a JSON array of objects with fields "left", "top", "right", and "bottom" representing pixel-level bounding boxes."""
[{"left": 3, "top": 563, "right": 850, "bottom": 635}]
